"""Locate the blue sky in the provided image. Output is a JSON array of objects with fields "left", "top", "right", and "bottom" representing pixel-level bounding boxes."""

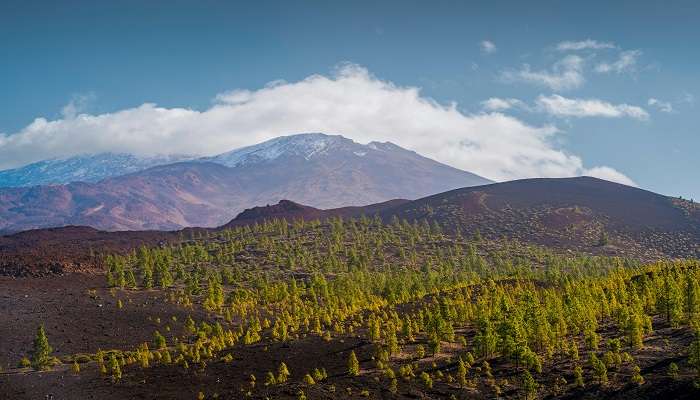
[{"left": 1, "top": 0, "right": 698, "bottom": 199}]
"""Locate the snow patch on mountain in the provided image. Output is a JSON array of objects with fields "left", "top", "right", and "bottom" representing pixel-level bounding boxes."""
[
  {"left": 0, "top": 133, "right": 483, "bottom": 188},
  {"left": 0, "top": 153, "right": 194, "bottom": 187},
  {"left": 204, "top": 133, "right": 359, "bottom": 167}
]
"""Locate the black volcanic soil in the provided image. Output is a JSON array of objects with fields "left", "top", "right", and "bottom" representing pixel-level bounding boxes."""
[
  {"left": 0, "top": 226, "right": 180, "bottom": 277},
  {"left": 0, "top": 273, "right": 208, "bottom": 369},
  {"left": 1, "top": 273, "right": 698, "bottom": 399}
]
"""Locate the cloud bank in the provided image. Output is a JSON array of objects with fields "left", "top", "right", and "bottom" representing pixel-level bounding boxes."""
[{"left": 0, "top": 65, "right": 634, "bottom": 185}]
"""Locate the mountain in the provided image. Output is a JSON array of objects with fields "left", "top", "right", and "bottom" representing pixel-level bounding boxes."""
[
  {"left": 0, "top": 153, "right": 194, "bottom": 187},
  {"left": 380, "top": 177, "right": 700, "bottom": 259},
  {"left": 201, "top": 133, "right": 491, "bottom": 209},
  {"left": 223, "top": 198, "right": 410, "bottom": 228},
  {"left": 2, "top": 177, "right": 697, "bottom": 277},
  {"left": 222, "top": 178, "right": 699, "bottom": 259},
  {"left": 0, "top": 134, "right": 491, "bottom": 190},
  {"left": 0, "top": 133, "right": 491, "bottom": 233}
]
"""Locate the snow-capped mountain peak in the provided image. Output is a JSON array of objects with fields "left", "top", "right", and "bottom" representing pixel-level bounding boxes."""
[
  {"left": 204, "top": 133, "right": 361, "bottom": 167},
  {"left": 0, "top": 133, "right": 486, "bottom": 189}
]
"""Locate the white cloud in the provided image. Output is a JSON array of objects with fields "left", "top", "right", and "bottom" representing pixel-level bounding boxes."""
[
  {"left": 584, "top": 166, "right": 637, "bottom": 187},
  {"left": 647, "top": 98, "right": 674, "bottom": 113},
  {"left": 535, "top": 94, "right": 649, "bottom": 120},
  {"left": 681, "top": 92, "right": 695, "bottom": 105},
  {"left": 595, "top": 50, "right": 641, "bottom": 74},
  {"left": 501, "top": 55, "right": 585, "bottom": 91},
  {"left": 0, "top": 64, "right": 633, "bottom": 185},
  {"left": 481, "top": 97, "right": 526, "bottom": 111},
  {"left": 480, "top": 40, "right": 497, "bottom": 54},
  {"left": 60, "top": 93, "right": 96, "bottom": 119},
  {"left": 556, "top": 39, "right": 616, "bottom": 51}
]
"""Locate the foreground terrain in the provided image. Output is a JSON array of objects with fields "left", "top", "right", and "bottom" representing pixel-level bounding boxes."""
[{"left": 1, "top": 215, "right": 699, "bottom": 399}]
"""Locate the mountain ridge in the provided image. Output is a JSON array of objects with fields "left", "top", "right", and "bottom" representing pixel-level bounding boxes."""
[
  {"left": 0, "top": 153, "right": 196, "bottom": 187},
  {"left": 0, "top": 133, "right": 490, "bottom": 233},
  {"left": 0, "top": 133, "right": 491, "bottom": 188}
]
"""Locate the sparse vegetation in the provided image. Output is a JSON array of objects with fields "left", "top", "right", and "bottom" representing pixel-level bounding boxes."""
[{"left": 2, "top": 215, "right": 699, "bottom": 398}]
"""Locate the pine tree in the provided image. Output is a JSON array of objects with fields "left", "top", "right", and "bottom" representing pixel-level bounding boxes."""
[
  {"left": 457, "top": 358, "right": 468, "bottom": 388},
  {"left": 142, "top": 263, "right": 154, "bottom": 289},
  {"left": 626, "top": 312, "right": 644, "bottom": 349},
  {"left": 348, "top": 350, "right": 360, "bottom": 376},
  {"left": 429, "top": 335, "right": 441, "bottom": 355},
  {"left": 590, "top": 353, "right": 608, "bottom": 385},
  {"left": 185, "top": 316, "right": 197, "bottom": 334},
  {"left": 109, "top": 354, "right": 122, "bottom": 382},
  {"left": 689, "top": 329, "right": 700, "bottom": 380},
  {"left": 522, "top": 370, "right": 538, "bottom": 400},
  {"left": 420, "top": 371, "right": 433, "bottom": 389},
  {"left": 31, "top": 324, "right": 53, "bottom": 370},
  {"left": 415, "top": 344, "right": 426, "bottom": 359},
  {"left": 303, "top": 373, "right": 315, "bottom": 385},
  {"left": 277, "top": 362, "right": 290, "bottom": 383},
  {"left": 573, "top": 365, "right": 585, "bottom": 387},
  {"left": 154, "top": 330, "right": 167, "bottom": 349},
  {"left": 72, "top": 360, "right": 80, "bottom": 374},
  {"left": 630, "top": 365, "right": 644, "bottom": 386},
  {"left": 668, "top": 362, "right": 679, "bottom": 380},
  {"left": 265, "top": 371, "right": 277, "bottom": 385},
  {"left": 685, "top": 273, "right": 699, "bottom": 322}
]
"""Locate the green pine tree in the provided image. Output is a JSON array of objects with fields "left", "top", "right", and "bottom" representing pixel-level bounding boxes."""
[
  {"left": 348, "top": 350, "right": 360, "bottom": 376},
  {"left": 31, "top": 324, "right": 53, "bottom": 370}
]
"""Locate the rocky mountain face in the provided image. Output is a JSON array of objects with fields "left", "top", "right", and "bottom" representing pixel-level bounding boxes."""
[
  {"left": 0, "top": 133, "right": 491, "bottom": 233},
  {"left": 0, "top": 153, "right": 195, "bottom": 187}
]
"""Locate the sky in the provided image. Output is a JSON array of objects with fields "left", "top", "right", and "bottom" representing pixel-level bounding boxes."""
[{"left": 0, "top": 0, "right": 698, "bottom": 199}]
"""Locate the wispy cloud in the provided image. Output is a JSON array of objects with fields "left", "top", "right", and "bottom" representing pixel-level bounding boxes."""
[
  {"left": 0, "top": 64, "right": 633, "bottom": 185},
  {"left": 595, "top": 50, "right": 642, "bottom": 74},
  {"left": 61, "top": 93, "right": 96, "bottom": 119},
  {"left": 501, "top": 55, "right": 585, "bottom": 91},
  {"left": 481, "top": 97, "right": 526, "bottom": 111},
  {"left": 647, "top": 98, "right": 674, "bottom": 113},
  {"left": 535, "top": 94, "right": 649, "bottom": 120},
  {"left": 681, "top": 92, "right": 695, "bottom": 105},
  {"left": 556, "top": 39, "right": 616, "bottom": 51},
  {"left": 480, "top": 40, "right": 497, "bottom": 54}
]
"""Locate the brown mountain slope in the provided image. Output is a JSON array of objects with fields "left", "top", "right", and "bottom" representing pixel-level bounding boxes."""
[
  {"left": 380, "top": 177, "right": 700, "bottom": 259},
  {"left": 0, "top": 134, "right": 489, "bottom": 233},
  {"left": 224, "top": 199, "right": 410, "bottom": 227}
]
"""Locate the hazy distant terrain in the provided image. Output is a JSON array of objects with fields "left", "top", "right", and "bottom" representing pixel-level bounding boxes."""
[{"left": 0, "top": 133, "right": 490, "bottom": 233}]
